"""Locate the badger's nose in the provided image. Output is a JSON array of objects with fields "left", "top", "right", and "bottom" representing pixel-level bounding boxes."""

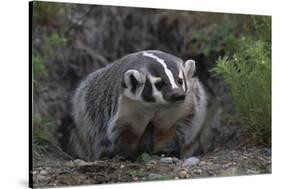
[{"left": 169, "top": 90, "right": 185, "bottom": 102}]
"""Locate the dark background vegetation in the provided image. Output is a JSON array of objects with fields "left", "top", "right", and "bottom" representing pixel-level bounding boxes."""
[{"left": 31, "top": 1, "right": 271, "bottom": 156}]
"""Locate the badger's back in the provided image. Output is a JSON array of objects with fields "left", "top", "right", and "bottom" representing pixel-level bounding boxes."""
[{"left": 70, "top": 55, "right": 132, "bottom": 160}]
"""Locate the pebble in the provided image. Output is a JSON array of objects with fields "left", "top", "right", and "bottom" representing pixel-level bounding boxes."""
[
  {"left": 31, "top": 170, "right": 38, "bottom": 174},
  {"left": 146, "top": 163, "right": 154, "bottom": 169},
  {"left": 160, "top": 157, "right": 174, "bottom": 164},
  {"left": 206, "top": 163, "right": 217, "bottom": 170},
  {"left": 183, "top": 157, "right": 200, "bottom": 167},
  {"left": 179, "top": 170, "right": 188, "bottom": 178},
  {"left": 148, "top": 173, "right": 164, "bottom": 180},
  {"left": 172, "top": 157, "right": 179, "bottom": 162},
  {"left": 218, "top": 167, "right": 238, "bottom": 176},
  {"left": 222, "top": 162, "right": 233, "bottom": 168},
  {"left": 246, "top": 169, "right": 261, "bottom": 174},
  {"left": 37, "top": 175, "right": 46, "bottom": 180},
  {"left": 193, "top": 168, "right": 202, "bottom": 174},
  {"left": 74, "top": 159, "right": 93, "bottom": 166},
  {"left": 66, "top": 161, "right": 75, "bottom": 167},
  {"left": 40, "top": 170, "right": 48, "bottom": 175},
  {"left": 149, "top": 160, "right": 157, "bottom": 165},
  {"left": 120, "top": 164, "right": 125, "bottom": 169},
  {"left": 262, "top": 148, "right": 271, "bottom": 156}
]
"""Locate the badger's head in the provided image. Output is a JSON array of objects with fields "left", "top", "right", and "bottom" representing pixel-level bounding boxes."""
[{"left": 122, "top": 51, "right": 195, "bottom": 105}]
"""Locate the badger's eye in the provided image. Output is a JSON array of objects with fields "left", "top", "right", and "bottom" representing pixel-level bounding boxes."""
[
  {"left": 178, "top": 78, "right": 183, "bottom": 85},
  {"left": 155, "top": 80, "right": 165, "bottom": 90}
]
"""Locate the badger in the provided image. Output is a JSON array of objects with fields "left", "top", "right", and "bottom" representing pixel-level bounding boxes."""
[{"left": 68, "top": 50, "right": 208, "bottom": 161}]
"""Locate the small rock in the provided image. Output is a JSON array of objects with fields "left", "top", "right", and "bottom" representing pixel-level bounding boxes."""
[
  {"left": 146, "top": 163, "right": 154, "bottom": 169},
  {"left": 149, "top": 160, "right": 157, "bottom": 165},
  {"left": 74, "top": 159, "right": 93, "bottom": 166},
  {"left": 39, "top": 170, "right": 48, "bottom": 175},
  {"left": 174, "top": 177, "right": 179, "bottom": 180},
  {"left": 148, "top": 173, "right": 163, "bottom": 180},
  {"left": 179, "top": 170, "right": 188, "bottom": 178},
  {"left": 218, "top": 167, "right": 238, "bottom": 176},
  {"left": 74, "top": 159, "right": 84, "bottom": 164},
  {"left": 37, "top": 175, "right": 46, "bottom": 181},
  {"left": 199, "top": 161, "right": 206, "bottom": 165},
  {"left": 206, "top": 163, "right": 217, "bottom": 170},
  {"left": 222, "top": 162, "right": 233, "bottom": 168},
  {"left": 160, "top": 157, "right": 174, "bottom": 164},
  {"left": 172, "top": 157, "right": 179, "bottom": 162},
  {"left": 193, "top": 168, "right": 202, "bottom": 174},
  {"left": 31, "top": 170, "right": 38, "bottom": 174},
  {"left": 262, "top": 148, "right": 271, "bottom": 156},
  {"left": 66, "top": 161, "right": 75, "bottom": 167},
  {"left": 120, "top": 164, "right": 125, "bottom": 169},
  {"left": 246, "top": 169, "right": 261, "bottom": 174},
  {"left": 183, "top": 157, "right": 200, "bottom": 167}
]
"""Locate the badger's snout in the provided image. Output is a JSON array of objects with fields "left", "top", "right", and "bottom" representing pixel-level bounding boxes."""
[{"left": 168, "top": 89, "right": 185, "bottom": 102}]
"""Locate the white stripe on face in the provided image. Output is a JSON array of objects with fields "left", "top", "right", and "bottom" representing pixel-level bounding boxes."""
[
  {"left": 143, "top": 52, "right": 178, "bottom": 89},
  {"left": 148, "top": 75, "right": 166, "bottom": 103}
]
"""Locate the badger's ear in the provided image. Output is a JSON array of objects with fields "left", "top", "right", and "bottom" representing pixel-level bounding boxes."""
[
  {"left": 183, "top": 59, "right": 196, "bottom": 78},
  {"left": 122, "top": 69, "right": 145, "bottom": 90}
]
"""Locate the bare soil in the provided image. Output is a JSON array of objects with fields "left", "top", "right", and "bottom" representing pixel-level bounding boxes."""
[{"left": 31, "top": 146, "right": 271, "bottom": 188}]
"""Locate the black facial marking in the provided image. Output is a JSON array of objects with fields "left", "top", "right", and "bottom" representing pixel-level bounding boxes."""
[
  {"left": 130, "top": 74, "right": 138, "bottom": 94},
  {"left": 178, "top": 78, "right": 183, "bottom": 85},
  {"left": 142, "top": 77, "right": 155, "bottom": 102},
  {"left": 121, "top": 80, "right": 127, "bottom": 88},
  {"left": 155, "top": 80, "right": 166, "bottom": 90},
  {"left": 167, "top": 88, "right": 186, "bottom": 102}
]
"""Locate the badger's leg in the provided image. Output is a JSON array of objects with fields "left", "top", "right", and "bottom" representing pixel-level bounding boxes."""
[
  {"left": 109, "top": 120, "right": 146, "bottom": 159},
  {"left": 180, "top": 140, "right": 201, "bottom": 158},
  {"left": 179, "top": 96, "right": 221, "bottom": 158},
  {"left": 153, "top": 126, "right": 178, "bottom": 154}
]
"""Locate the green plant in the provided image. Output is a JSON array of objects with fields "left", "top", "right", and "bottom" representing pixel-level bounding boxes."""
[
  {"left": 33, "top": 116, "right": 55, "bottom": 152},
  {"left": 147, "top": 175, "right": 171, "bottom": 181},
  {"left": 137, "top": 152, "right": 153, "bottom": 163},
  {"left": 212, "top": 16, "right": 271, "bottom": 144},
  {"left": 33, "top": 1, "right": 66, "bottom": 29},
  {"left": 192, "top": 24, "right": 233, "bottom": 56},
  {"left": 32, "top": 52, "right": 46, "bottom": 78},
  {"left": 32, "top": 1, "right": 68, "bottom": 90},
  {"left": 32, "top": 51, "right": 46, "bottom": 91},
  {"left": 46, "top": 33, "right": 67, "bottom": 48},
  {"left": 32, "top": 32, "right": 67, "bottom": 90},
  {"left": 128, "top": 170, "right": 145, "bottom": 177},
  {"left": 251, "top": 16, "right": 271, "bottom": 45}
]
